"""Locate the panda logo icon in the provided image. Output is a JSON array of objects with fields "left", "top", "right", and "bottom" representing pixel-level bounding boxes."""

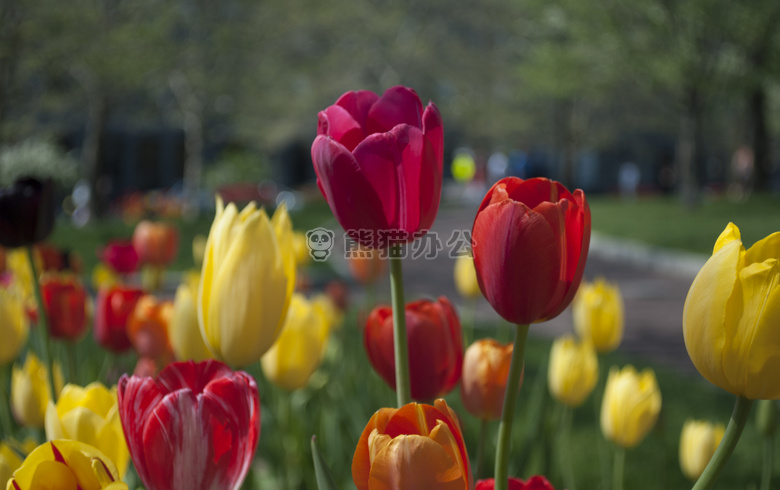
[{"left": 306, "top": 227, "right": 335, "bottom": 262}]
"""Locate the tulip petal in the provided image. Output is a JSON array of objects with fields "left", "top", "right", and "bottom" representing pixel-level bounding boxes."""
[
  {"left": 368, "top": 434, "right": 464, "bottom": 490},
  {"left": 335, "top": 89, "right": 380, "bottom": 131},
  {"left": 318, "top": 105, "right": 365, "bottom": 152},
  {"left": 353, "top": 407, "right": 398, "bottom": 489},
  {"left": 422, "top": 102, "right": 444, "bottom": 172},
  {"left": 366, "top": 86, "right": 423, "bottom": 134},
  {"left": 157, "top": 359, "right": 233, "bottom": 395},
  {"left": 117, "top": 376, "right": 164, "bottom": 485}
]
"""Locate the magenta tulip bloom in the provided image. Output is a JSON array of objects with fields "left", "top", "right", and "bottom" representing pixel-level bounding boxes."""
[
  {"left": 118, "top": 360, "right": 260, "bottom": 490},
  {"left": 472, "top": 177, "right": 590, "bottom": 325},
  {"left": 311, "top": 86, "right": 444, "bottom": 248},
  {"left": 100, "top": 240, "right": 140, "bottom": 274}
]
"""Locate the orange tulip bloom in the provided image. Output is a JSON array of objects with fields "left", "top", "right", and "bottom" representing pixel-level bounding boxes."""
[
  {"left": 353, "top": 399, "right": 473, "bottom": 490},
  {"left": 126, "top": 295, "right": 173, "bottom": 361},
  {"left": 460, "top": 339, "right": 520, "bottom": 421},
  {"left": 347, "top": 247, "right": 387, "bottom": 286},
  {"left": 132, "top": 221, "right": 179, "bottom": 267}
]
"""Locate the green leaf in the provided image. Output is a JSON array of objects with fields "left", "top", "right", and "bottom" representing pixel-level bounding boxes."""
[{"left": 311, "top": 435, "right": 339, "bottom": 490}]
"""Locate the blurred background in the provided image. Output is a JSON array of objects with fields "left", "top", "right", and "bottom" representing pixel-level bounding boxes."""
[{"left": 2, "top": 0, "right": 779, "bottom": 221}]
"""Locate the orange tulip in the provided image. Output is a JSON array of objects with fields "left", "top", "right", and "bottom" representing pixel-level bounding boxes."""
[
  {"left": 348, "top": 247, "right": 387, "bottom": 286},
  {"left": 126, "top": 295, "right": 173, "bottom": 361},
  {"left": 132, "top": 221, "right": 178, "bottom": 267},
  {"left": 352, "top": 399, "right": 473, "bottom": 490},
  {"left": 460, "top": 339, "right": 519, "bottom": 421}
]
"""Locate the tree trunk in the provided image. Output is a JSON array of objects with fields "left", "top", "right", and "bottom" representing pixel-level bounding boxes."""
[
  {"left": 677, "top": 86, "right": 704, "bottom": 210},
  {"left": 750, "top": 85, "right": 771, "bottom": 190},
  {"left": 83, "top": 93, "right": 107, "bottom": 221},
  {"left": 169, "top": 72, "right": 203, "bottom": 220}
]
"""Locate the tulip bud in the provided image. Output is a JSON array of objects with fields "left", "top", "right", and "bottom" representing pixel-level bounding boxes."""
[
  {"left": 100, "top": 240, "right": 140, "bottom": 275},
  {"left": 572, "top": 277, "right": 624, "bottom": 353},
  {"left": 292, "top": 231, "right": 311, "bottom": 267},
  {"left": 454, "top": 253, "right": 481, "bottom": 300},
  {"left": 170, "top": 278, "right": 212, "bottom": 362},
  {"left": 94, "top": 285, "right": 144, "bottom": 353},
  {"left": 0, "top": 177, "right": 55, "bottom": 248},
  {"left": 460, "top": 338, "right": 518, "bottom": 421},
  {"left": 600, "top": 365, "right": 661, "bottom": 449},
  {"left": 679, "top": 419, "right": 724, "bottom": 481},
  {"left": 548, "top": 336, "right": 599, "bottom": 408},
  {"left": 11, "top": 353, "right": 64, "bottom": 428},
  {"left": 0, "top": 277, "right": 28, "bottom": 365},
  {"left": 127, "top": 295, "right": 173, "bottom": 361}
]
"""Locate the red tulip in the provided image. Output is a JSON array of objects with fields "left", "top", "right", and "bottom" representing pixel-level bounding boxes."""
[
  {"left": 40, "top": 274, "right": 88, "bottom": 341},
  {"left": 311, "top": 86, "right": 444, "bottom": 248},
  {"left": 118, "top": 360, "right": 260, "bottom": 490},
  {"left": 472, "top": 177, "right": 590, "bottom": 325},
  {"left": 94, "top": 285, "right": 145, "bottom": 352},
  {"left": 101, "top": 239, "right": 140, "bottom": 274},
  {"left": 476, "top": 476, "right": 555, "bottom": 490},
  {"left": 132, "top": 220, "right": 179, "bottom": 267},
  {"left": 364, "top": 296, "right": 463, "bottom": 400}
]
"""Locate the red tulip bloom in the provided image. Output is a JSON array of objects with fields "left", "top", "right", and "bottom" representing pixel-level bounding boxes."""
[
  {"left": 94, "top": 285, "right": 145, "bottom": 352},
  {"left": 476, "top": 476, "right": 555, "bottom": 490},
  {"left": 40, "top": 274, "right": 88, "bottom": 341},
  {"left": 364, "top": 296, "right": 463, "bottom": 400},
  {"left": 101, "top": 239, "right": 140, "bottom": 274},
  {"left": 311, "top": 86, "right": 444, "bottom": 248},
  {"left": 472, "top": 177, "right": 590, "bottom": 325},
  {"left": 118, "top": 360, "right": 261, "bottom": 490},
  {"left": 132, "top": 220, "right": 179, "bottom": 267}
]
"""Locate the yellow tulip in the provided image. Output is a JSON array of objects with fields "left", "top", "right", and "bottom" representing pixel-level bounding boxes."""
[
  {"left": 91, "top": 263, "right": 119, "bottom": 291},
  {"left": 548, "top": 336, "right": 599, "bottom": 408},
  {"left": 454, "top": 254, "right": 481, "bottom": 300},
  {"left": 573, "top": 277, "right": 624, "bottom": 353},
  {"left": 44, "top": 383, "right": 129, "bottom": 477},
  {"left": 311, "top": 293, "right": 343, "bottom": 331},
  {"left": 7, "top": 440, "right": 127, "bottom": 490},
  {"left": 11, "top": 354, "right": 63, "bottom": 428},
  {"left": 0, "top": 438, "right": 36, "bottom": 486},
  {"left": 192, "top": 234, "right": 207, "bottom": 267},
  {"left": 684, "top": 222, "right": 780, "bottom": 399},
  {"left": 261, "top": 293, "right": 330, "bottom": 390},
  {"left": 292, "top": 231, "right": 311, "bottom": 267},
  {"left": 679, "top": 419, "right": 724, "bottom": 481},
  {"left": 198, "top": 197, "right": 296, "bottom": 367},
  {"left": 169, "top": 277, "right": 212, "bottom": 362},
  {"left": 0, "top": 279, "right": 28, "bottom": 365},
  {"left": 600, "top": 365, "right": 661, "bottom": 448},
  {"left": 6, "top": 249, "right": 35, "bottom": 302}
]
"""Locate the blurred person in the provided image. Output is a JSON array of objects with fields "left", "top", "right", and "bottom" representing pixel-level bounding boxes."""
[{"left": 728, "top": 145, "right": 754, "bottom": 201}]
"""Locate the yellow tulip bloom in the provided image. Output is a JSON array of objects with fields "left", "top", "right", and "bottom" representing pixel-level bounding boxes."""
[
  {"left": 600, "top": 365, "right": 661, "bottom": 448},
  {"left": 548, "top": 336, "right": 599, "bottom": 408},
  {"left": 0, "top": 279, "right": 28, "bottom": 365},
  {"left": 292, "top": 231, "right": 311, "bottom": 267},
  {"left": 261, "top": 293, "right": 330, "bottom": 390},
  {"left": 573, "top": 277, "right": 624, "bottom": 353},
  {"left": 169, "top": 278, "right": 212, "bottom": 362},
  {"left": 11, "top": 354, "right": 63, "bottom": 428},
  {"left": 454, "top": 254, "right": 481, "bottom": 300},
  {"left": 684, "top": 222, "right": 780, "bottom": 399},
  {"left": 679, "top": 419, "right": 724, "bottom": 481},
  {"left": 198, "top": 197, "right": 296, "bottom": 367},
  {"left": 44, "top": 383, "right": 130, "bottom": 477},
  {"left": 91, "top": 263, "right": 119, "bottom": 291},
  {"left": 7, "top": 440, "right": 127, "bottom": 490}
]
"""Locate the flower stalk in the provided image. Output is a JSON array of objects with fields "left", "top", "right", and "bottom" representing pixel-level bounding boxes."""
[
  {"left": 27, "top": 245, "right": 57, "bottom": 403},
  {"left": 389, "top": 246, "right": 411, "bottom": 407}
]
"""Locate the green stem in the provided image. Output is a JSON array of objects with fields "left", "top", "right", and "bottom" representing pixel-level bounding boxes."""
[
  {"left": 560, "top": 405, "right": 576, "bottom": 490},
  {"left": 66, "top": 341, "right": 78, "bottom": 385},
  {"left": 493, "top": 323, "right": 530, "bottom": 490},
  {"left": 613, "top": 446, "right": 625, "bottom": 490},
  {"left": 0, "top": 363, "right": 13, "bottom": 438},
  {"left": 389, "top": 248, "right": 411, "bottom": 407},
  {"left": 26, "top": 246, "right": 57, "bottom": 403},
  {"left": 475, "top": 418, "right": 488, "bottom": 479},
  {"left": 692, "top": 396, "right": 754, "bottom": 490},
  {"left": 761, "top": 436, "right": 773, "bottom": 490}
]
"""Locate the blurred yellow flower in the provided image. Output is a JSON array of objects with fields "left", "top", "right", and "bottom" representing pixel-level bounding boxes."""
[
  {"left": 0, "top": 279, "right": 28, "bottom": 365},
  {"left": 601, "top": 365, "right": 661, "bottom": 449},
  {"left": 192, "top": 234, "right": 207, "bottom": 267},
  {"left": 0, "top": 438, "right": 36, "bottom": 485},
  {"left": 454, "top": 254, "right": 481, "bottom": 300},
  {"left": 548, "top": 336, "right": 599, "bottom": 408},
  {"left": 292, "top": 231, "right": 311, "bottom": 267},
  {"left": 7, "top": 440, "right": 127, "bottom": 490},
  {"left": 11, "top": 354, "right": 63, "bottom": 428},
  {"left": 684, "top": 222, "right": 780, "bottom": 399},
  {"left": 198, "top": 197, "right": 295, "bottom": 367},
  {"left": 91, "top": 263, "right": 120, "bottom": 291},
  {"left": 169, "top": 277, "right": 212, "bottom": 362},
  {"left": 679, "top": 419, "right": 724, "bottom": 481},
  {"left": 44, "top": 382, "right": 130, "bottom": 477},
  {"left": 573, "top": 277, "right": 624, "bottom": 353},
  {"left": 261, "top": 293, "right": 330, "bottom": 390},
  {"left": 311, "top": 293, "right": 343, "bottom": 331}
]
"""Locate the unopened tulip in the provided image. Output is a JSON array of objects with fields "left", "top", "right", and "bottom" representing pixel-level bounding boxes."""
[
  {"left": 132, "top": 220, "right": 178, "bottom": 267},
  {"left": 573, "top": 278, "right": 624, "bottom": 353},
  {"left": 118, "top": 360, "right": 260, "bottom": 490},
  {"left": 0, "top": 277, "right": 28, "bottom": 365},
  {"left": 7, "top": 440, "right": 127, "bottom": 489},
  {"left": 100, "top": 240, "right": 140, "bottom": 275},
  {"left": 476, "top": 476, "right": 555, "bottom": 490},
  {"left": 0, "top": 177, "right": 55, "bottom": 248},
  {"left": 472, "top": 177, "right": 590, "bottom": 325},
  {"left": 364, "top": 296, "right": 463, "bottom": 401},
  {"left": 170, "top": 277, "right": 211, "bottom": 362},
  {"left": 548, "top": 336, "right": 599, "bottom": 408},
  {"left": 679, "top": 419, "right": 724, "bottom": 481},
  {"left": 261, "top": 293, "right": 330, "bottom": 390},
  {"left": 460, "top": 338, "right": 518, "bottom": 421},
  {"left": 45, "top": 382, "right": 130, "bottom": 477},
  {"left": 198, "top": 197, "right": 295, "bottom": 367},
  {"left": 601, "top": 365, "right": 662, "bottom": 448},
  {"left": 126, "top": 295, "right": 173, "bottom": 361},
  {"left": 94, "top": 285, "right": 145, "bottom": 353},
  {"left": 312, "top": 86, "right": 444, "bottom": 248},
  {"left": 684, "top": 222, "right": 780, "bottom": 399},
  {"left": 40, "top": 273, "right": 89, "bottom": 341},
  {"left": 454, "top": 254, "right": 481, "bottom": 300},
  {"left": 11, "top": 353, "right": 63, "bottom": 428},
  {"left": 352, "top": 399, "right": 472, "bottom": 490}
]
